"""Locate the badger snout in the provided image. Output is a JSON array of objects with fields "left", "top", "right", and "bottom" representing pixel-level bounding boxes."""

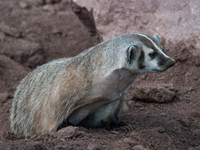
[
  {"left": 168, "top": 58, "right": 176, "bottom": 68},
  {"left": 162, "top": 57, "right": 176, "bottom": 71}
]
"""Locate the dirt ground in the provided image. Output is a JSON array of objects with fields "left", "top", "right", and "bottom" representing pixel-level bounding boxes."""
[{"left": 0, "top": 0, "right": 200, "bottom": 150}]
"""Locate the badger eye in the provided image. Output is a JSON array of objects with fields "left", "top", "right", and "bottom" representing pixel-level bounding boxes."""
[{"left": 149, "top": 52, "right": 157, "bottom": 59}]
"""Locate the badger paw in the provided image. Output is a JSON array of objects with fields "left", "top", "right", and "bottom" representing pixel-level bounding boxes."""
[
  {"left": 105, "top": 118, "right": 133, "bottom": 132},
  {"left": 114, "top": 121, "right": 133, "bottom": 132}
]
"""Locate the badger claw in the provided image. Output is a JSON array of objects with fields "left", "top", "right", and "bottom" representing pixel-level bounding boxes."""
[
  {"left": 106, "top": 120, "right": 133, "bottom": 132},
  {"left": 78, "top": 126, "right": 90, "bottom": 133},
  {"left": 116, "top": 121, "right": 133, "bottom": 132}
]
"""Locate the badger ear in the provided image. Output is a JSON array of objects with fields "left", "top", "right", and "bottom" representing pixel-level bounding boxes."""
[
  {"left": 153, "top": 35, "right": 160, "bottom": 42},
  {"left": 127, "top": 45, "right": 141, "bottom": 64}
]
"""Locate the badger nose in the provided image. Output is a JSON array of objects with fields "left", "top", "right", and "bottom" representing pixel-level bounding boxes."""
[{"left": 169, "top": 59, "right": 176, "bottom": 67}]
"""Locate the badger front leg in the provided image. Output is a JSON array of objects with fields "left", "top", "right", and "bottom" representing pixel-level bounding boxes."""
[
  {"left": 101, "top": 94, "right": 133, "bottom": 131},
  {"left": 58, "top": 94, "right": 132, "bottom": 131}
]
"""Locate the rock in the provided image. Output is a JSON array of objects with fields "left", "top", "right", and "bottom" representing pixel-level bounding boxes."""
[
  {"left": 0, "top": 55, "right": 29, "bottom": 91},
  {"left": 129, "top": 132, "right": 141, "bottom": 143},
  {"left": 27, "top": 54, "right": 44, "bottom": 69},
  {"left": 160, "top": 112, "right": 166, "bottom": 116},
  {"left": 60, "top": 138, "right": 65, "bottom": 141},
  {"left": 30, "top": 135, "right": 37, "bottom": 139},
  {"left": 123, "top": 138, "right": 138, "bottom": 147},
  {"left": 112, "top": 140, "right": 130, "bottom": 150},
  {"left": 87, "top": 142, "right": 99, "bottom": 150},
  {"left": 0, "top": 38, "right": 44, "bottom": 68},
  {"left": 71, "top": 1, "right": 98, "bottom": 36},
  {"left": 132, "top": 145, "right": 148, "bottom": 150},
  {"left": 0, "top": 23, "right": 21, "bottom": 38},
  {"left": 56, "top": 126, "right": 80, "bottom": 139},
  {"left": 178, "top": 117, "right": 192, "bottom": 127},
  {"left": 35, "top": 133, "right": 50, "bottom": 141},
  {"left": 0, "top": 32, "right": 5, "bottom": 42},
  {"left": 110, "top": 130, "right": 119, "bottom": 134},
  {"left": 43, "top": 4, "right": 55, "bottom": 13},
  {"left": 131, "top": 83, "right": 177, "bottom": 103},
  {"left": 155, "top": 127, "right": 166, "bottom": 133},
  {"left": 73, "top": 0, "right": 200, "bottom": 49},
  {"left": 0, "top": 92, "right": 8, "bottom": 103},
  {"left": 19, "top": 1, "right": 31, "bottom": 9}
]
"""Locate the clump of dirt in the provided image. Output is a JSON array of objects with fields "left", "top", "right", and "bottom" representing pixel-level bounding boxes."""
[
  {"left": 0, "top": 0, "right": 200, "bottom": 150},
  {"left": 131, "top": 82, "right": 177, "bottom": 103}
]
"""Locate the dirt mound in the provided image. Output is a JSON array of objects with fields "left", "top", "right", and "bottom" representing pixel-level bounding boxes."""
[{"left": 0, "top": 126, "right": 178, "bottom": 150}]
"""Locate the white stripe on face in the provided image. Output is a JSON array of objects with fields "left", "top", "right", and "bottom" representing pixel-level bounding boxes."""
[{"left": 134, "top": 33, "right": 170, "bottom": 58}]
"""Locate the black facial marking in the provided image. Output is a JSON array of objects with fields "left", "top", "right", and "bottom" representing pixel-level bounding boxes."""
[
  {"left": 129, "top": 49, "right": 135, "bottom": 64},
  {"left": 149, "top": 51, "right": 157, "bottom": 59},
  {"left": 138, "top": 50, "right": 145, "bottom": 69},
  {"left": 157, "top": 53, "right": 167, "bottom": 66}
]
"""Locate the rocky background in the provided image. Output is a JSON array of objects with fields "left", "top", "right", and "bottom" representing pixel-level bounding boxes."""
[{"left": 0, "top": 0, "right": 200, "bottom": 149}]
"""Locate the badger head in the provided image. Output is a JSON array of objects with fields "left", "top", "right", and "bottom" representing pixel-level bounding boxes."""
[{"left": 126, "top": 33, "right": 176, "bottom": 73}]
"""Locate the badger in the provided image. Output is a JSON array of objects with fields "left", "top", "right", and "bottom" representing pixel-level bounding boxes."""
[{"left": 10, "top": 32, "right": 175, "bottom": 137}]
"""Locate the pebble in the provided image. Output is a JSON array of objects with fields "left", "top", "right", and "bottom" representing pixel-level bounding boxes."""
[
  {"left": 160, "top": 112, "right": 166, "bottom": 116},
  {"left": 19, "top": 1, "right": 30, "bottom": 9},
  {"left": 179, "top": 117, "right": 191, "bottom": 127},
  {"left": 123, "top": 138, "right": 138, "bottom": 147},
  {"left": 0, "top": 92, "right": 9, "bottom": 103},
  {"left": 57, "top": 126, "right": 80, "bottom": 139},
  {"left": 87, "top": 142, "right": 99, "bottom": 150},
  {"left": 156, "top": 127, "right": 166, "bottom": 133},
  {"left": 31, "top": 135, "right": 37, "bottom": 139},
  {"left": 132, "top": 145, "right": 148, "bottom": 150},
  {"left": 43, "top": 5, "right": 55, "bottom": 13},
  {"left": 110, "top": 130, "right": 119, "bottom": 134},
  {"left": 0, "top": 31, "right": 5, "bottom": 41},
  {"left": 60, "top": 138, "right": 65, "bottom": 141},
  {"left": 0, "top": 23, "right": 21, "bottom": 38}
]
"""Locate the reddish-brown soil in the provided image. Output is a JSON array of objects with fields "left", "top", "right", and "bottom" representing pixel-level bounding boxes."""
[{"left": 0, "top": 1, "right": 200, "bottom": 150}]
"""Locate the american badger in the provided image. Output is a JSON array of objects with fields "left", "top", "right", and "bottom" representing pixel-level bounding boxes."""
[{"left": 10, "top": 32, "right": 175, "bottom": 137}]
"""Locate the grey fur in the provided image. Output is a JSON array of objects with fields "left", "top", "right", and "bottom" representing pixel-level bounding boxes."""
[{"left": 153, "top": 35, "right": 161, "bottom": 42}]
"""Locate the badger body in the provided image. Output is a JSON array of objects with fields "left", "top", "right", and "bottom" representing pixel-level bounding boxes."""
[{"left": 10, "top": 33, "right": 175, "bottom": 137}]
